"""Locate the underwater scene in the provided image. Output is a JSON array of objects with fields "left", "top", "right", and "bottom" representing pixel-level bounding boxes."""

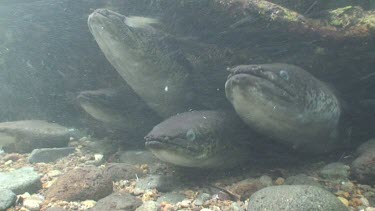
[{"left": 0, "top": 0, "right": 375, "bottom": 210}]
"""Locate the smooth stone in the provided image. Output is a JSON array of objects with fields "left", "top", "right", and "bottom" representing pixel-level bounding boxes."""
[
  {"left": 157, "top": 192, "right": 185, "bottom": 204},
  {"left": 0, "top": 120, "right": 73, "bottom": 153},
  {"left": 88, "top": 193, "right": 141, "bottom": 211},
  {"left": 320, "top": 162, "right": 350, "bottom": 181},
  {"left": 0, "top": 167, "right": 41, "bottom": 194},
  {"left": 135, "top": 201, "right": 159, "bottom": 211},
  {"left": 248, "top": 185, "right": 349, "bottom": 211},
  {"left": 28, "top": 147, "right": 75, "bottom": 163},
  {"left": 136, "top": 175, "right": 182, "bottom": 192},
  {"left": 0, "top": 188, "right": 16, "bottom": 211},
  {"left": 285, "top": 174, "right": 322, "bottom": 187},
  {"left": 46, "top": 208, "right": 67, "bottom": 211}
]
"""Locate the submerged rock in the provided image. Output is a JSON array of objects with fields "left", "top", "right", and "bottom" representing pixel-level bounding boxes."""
[
  {"left": 0, "top": 167, "right": 41, "bottom": 194},
  {"left": 320, "top": 162, "right": 350, "bottom": 181},
  {"left": 351, "top": 140, "right": 375, "bottom": 185},
  {"left": 248, "top": 185, "right": 349, "bottom": 211},
  {"left": 0, "top": 120, "right": 74, "bottom": 153},
  {"left": 0, "top": 188, "right": 16, "bottom": 211},
  {"left": 28, "top": 147, "right": 76, "bottom": 163},
  {"left": 88, "top": 192, "right": 142, "bottom": 211},
  {"left": 45, "top": 166, "right": 112, "bottom": 201}
]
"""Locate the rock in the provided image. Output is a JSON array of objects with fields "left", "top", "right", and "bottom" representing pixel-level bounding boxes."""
[
  {"left": 46, "top": 208, "right": 67, "bottom": 211},
  {"left": 135, "top": 175, "right": 182, "bottom": 192},
  {"left": 157, "top": 192, "right": 185, "bottom": 204},
  {"left": 0, "top": 188, "right": 16, "bottom": 211},
  {"left": 0, "top": 167, "right": 41, "bottom": 194},
  {"left": 135, "top": 201, "right": 159, "bottom": 211},
  {"left": 230, "top": 202, "right": 244, "bottom": 211},
  {"left": 118, "top": 150, "right": 159, "bottom": 165},
  {"left": 285, "top": 174, "right": 322, "bottom": 187},
  {"left": 45, "top": 166, "right": 112, "bottom": 201},
  {"left": 226, "top": 175, "right": 272, "bottom": 200},
  {"left": 103, "top": 163, "right": 144, "bottom": 181},
  {"left": 0, "top": 120, "right": 74, "bottom": 153},
  {"left": 356, "top": 139, "right": 375, "bottom": 154},
  {"left": 28, "top": 147, "right": 75, "bottom": 163},
  {"left": 88, "top": 192, "right": 142, "bottom": 211},
  {"left": 320, "top": 162, "right": 350, "bottom": 181},
  {"left": 248, "top": 185, "right": 349, "bottom": 211},
  {"left": 194, "top": 193, "right": 210, "bottom": 206},
  {"left": 352, "top": 140, "right": 375, "bottom": 185},
  {"left": 23, "top": 195, "right": 44, "bottom": 211}
]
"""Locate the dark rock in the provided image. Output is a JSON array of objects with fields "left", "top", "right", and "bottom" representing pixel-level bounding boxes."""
[
  {"left": 0, "top": 167, "right": 41, "bottom": 194},
  {"left": 248, "top": 185, "right": 349, "bottom": 211},
  {"left": 88, "top": 192, "right": 141, "bottom": 211},
  {"left": 226, "top": 175, "right": 272, "bottom": 200},
  {"left": 0, "top": 188, "right": 16, "bottom": 210},
  {"left": 103, "top": 163, "right": 145, "bottom": 182},
  {"left": 351, "top": 151, "right": 375, "bottom": 185},
  {"left": 356, "top": 139, "right": 375, "bottom": 154},
  {"left": 285, "top": 174, "right": 322, "bottom": 187},
  {"left": 45, "top": 166, "right": 112, "bottom": 201},
  {"left": 28, "top": 147, "right": 75, "bottom": 163},
  {"left": 320, "top": 162, "right": 350, "bottom": 181},
  {"left": 135, "top": 175, "right": 182, "bottom": 192}
]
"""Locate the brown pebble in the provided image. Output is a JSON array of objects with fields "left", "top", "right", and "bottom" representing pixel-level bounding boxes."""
[{"left": 275, "top": 177, "right": 285, "bottom": 185}]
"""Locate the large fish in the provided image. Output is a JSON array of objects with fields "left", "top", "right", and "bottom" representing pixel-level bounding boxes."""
[{"left": 225, "top": 63, "right": 350, "bottom": 154}]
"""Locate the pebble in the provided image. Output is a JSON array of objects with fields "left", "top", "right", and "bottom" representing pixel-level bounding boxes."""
[{"left": 337, "top": 196, "right": 349, "bottom": 207}]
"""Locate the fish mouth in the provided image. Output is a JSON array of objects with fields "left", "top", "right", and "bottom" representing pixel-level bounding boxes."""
[
  {"left": 227, "top": 65, "right": 296, "bottom": 100},
  {"left": 144, "top": 138, "right": 209, "bottom": 167},
  {"left": 144, "top": 136, "right": 199, "bottom": 154}
]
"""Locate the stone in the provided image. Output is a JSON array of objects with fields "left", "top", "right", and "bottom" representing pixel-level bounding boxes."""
[
  {"left": 226, "top": 175, "right": 272, "bottom": 200},
  {"left": 356, "top": 139, "right": 375, "bottom": 154},
  {"left": 352, "top": 142, "right": 375, "bottom": 185},
  {"left": 135, "top": 201, "right": 159, "bottom": 211},
  {"left": 0, "top": 188, "right": 16, "bottom": 211},
  {"left": 248, "top": 185, "right": 349, "bottom": 211},
  {"left": 194, "top": 193, "right": 210, "bottom": 206},
  {"left": 320, "top": 162, "right": 350, "bottom": 181},
  {"left": 28, "top": 147, "right": 75, "bottom": 163},
  {"left": 103, "top": 163, "right": 145, "bottom": 181},
  {"left": 45, "top": 166, "right": 112, "bottom": 201},
  {"left": 88, "top": 192, "right": 141, "bottom": 211},
  {"left": 135, "top": 175, "right": 182, "bottom": 192},
  {"left": 157, "top": 192, "right": 185, "bottom": 204},
  {"left": 0, "top": 120, "right": 73, "bottom": 153},
  {"left": 285, "top": 174, "right": 322, "bottom": 187},
  {"left": 0, "top": 167, "right": 41, "bottom": 194},
  {"left": 118, "top": 150, "right": 159, "bottom": 165}
]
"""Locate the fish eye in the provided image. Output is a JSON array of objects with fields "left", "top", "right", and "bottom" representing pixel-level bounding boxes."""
[
  {"left": 279, "top": 70, "right": 289, "bottom": 81},
  {"left": 186, "top": 129, "right": 196, "bottom": 141}
]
